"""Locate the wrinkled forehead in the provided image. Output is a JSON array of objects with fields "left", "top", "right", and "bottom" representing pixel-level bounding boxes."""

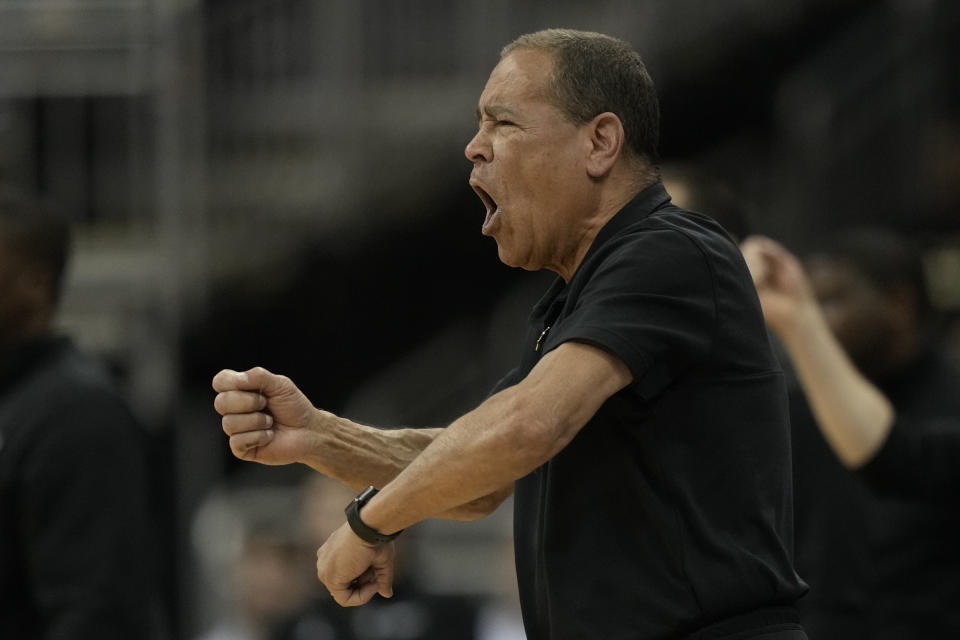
[{"left": 477, "top": 49, "right": 555, "bottom": 111}]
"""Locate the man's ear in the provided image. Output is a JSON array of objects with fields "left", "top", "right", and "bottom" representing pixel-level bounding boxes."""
[{"left": 585, "top": 112, "right": 626, "bottom": 178}]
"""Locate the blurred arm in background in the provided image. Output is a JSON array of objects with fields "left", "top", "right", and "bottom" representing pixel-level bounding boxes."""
[
  {"left": 740, "top": 235, "right": 895, "bottom": 467},
  {"left": 741, "top": 232, "right": 960, "bottom": 503}
]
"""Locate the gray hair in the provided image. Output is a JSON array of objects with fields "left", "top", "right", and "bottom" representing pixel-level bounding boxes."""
[{"left": 502, "top": 28, "right": 660, "bottom": 166}]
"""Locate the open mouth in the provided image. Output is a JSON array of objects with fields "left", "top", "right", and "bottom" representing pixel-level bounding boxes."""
[{"left": 472, "top": 184, "right": 500, "bottom": 235}]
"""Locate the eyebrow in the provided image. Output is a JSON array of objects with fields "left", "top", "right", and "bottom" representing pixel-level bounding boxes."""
[{"left": 475, "top": 104, "right": 519, "bottom": 123}]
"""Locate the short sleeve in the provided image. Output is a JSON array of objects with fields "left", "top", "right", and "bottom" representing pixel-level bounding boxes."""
[{"left": 545, "top": 228, "right": 716, "bottom": 400}]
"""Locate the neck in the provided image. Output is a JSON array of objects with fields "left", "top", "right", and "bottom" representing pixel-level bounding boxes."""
[{"left": 550, "top": 174, "right": 656, "bottom": 282}]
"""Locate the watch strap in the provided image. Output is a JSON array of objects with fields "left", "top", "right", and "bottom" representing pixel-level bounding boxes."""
[{"left": 345, "top": 486, "right": 402, "bottom": 545}]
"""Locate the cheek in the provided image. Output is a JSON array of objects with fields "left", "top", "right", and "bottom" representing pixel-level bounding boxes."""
[
  {"left": 530, "top": 148, "right": 577, "bottom": 185},
  {"left": 505, "top": 173, "right": 563, "bottom": 230}
]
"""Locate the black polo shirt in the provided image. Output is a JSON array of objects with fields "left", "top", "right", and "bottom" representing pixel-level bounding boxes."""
[{"left": 494, "top": 183, "right": 807, "bottom": 639}]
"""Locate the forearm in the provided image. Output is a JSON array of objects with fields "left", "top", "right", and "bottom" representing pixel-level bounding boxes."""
[
  {"left": 778, "top": 305, "right": 895, "bottom": 468},
  {"left": 357, "top": 342, "right": 630, "bottom": 535},
  {"left": 305, "top": 411, "right": 511, "bottom": 520},
  {"left": 303, "top": 411, "right": 438, "bottom": 490},
  {"left": 355, "top": 384, "right": 544, "bottom": 534},
  {"left": 213, "top": 365, "right": 509, "bottom": 520}
]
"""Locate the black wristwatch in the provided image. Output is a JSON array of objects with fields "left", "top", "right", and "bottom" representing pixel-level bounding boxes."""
[{"left": 345, "top": 486, "right": 402, "bottom": 545}]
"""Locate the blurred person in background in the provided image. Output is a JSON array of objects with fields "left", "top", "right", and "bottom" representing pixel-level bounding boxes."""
[
  {"left": 193, "top": 472, "right": 483, "bottom": 640},
  {"left": 214, "top": 29, "right": 808, "bottom": 639},
  {"left": 192, "top": 475, "right": 320, "bottom": 640},
  {"left": 0, "top": 186, "right": 167, "bottom": 639},
  {"left": 661, "top": 163, "right": 752, "bottom": 241},
  {"left": 741, "top": 229, "right": 960, "bottom": 638}
]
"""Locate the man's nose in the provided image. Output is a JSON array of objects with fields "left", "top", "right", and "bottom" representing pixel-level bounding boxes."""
[{"left": 464, "top": 128, "right": 491, "bottom": 164}]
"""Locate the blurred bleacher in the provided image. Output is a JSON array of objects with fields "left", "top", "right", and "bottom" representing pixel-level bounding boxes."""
[
  {"left": 2, "top": 1, "right": 958, "bottom": 636},
  {"left": 2, "top": 0, "right": 957, "bottom": 421}
]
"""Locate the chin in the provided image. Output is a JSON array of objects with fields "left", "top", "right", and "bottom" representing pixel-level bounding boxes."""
[
  {"left": 496, "top": 246, "right": 517, "bottom": 267},
  {"left": 495, "top": 247, "right": 524, "bottom": 270},
  {"left": 498, "top": 250, "right": 540, "bottom": 273}
]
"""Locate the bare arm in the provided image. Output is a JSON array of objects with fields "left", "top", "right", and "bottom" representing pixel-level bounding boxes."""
[
  {"left": 741, "top": 235, "right": 894, "bottom": 468},
  {"left": 212, "top": 368, "right": 511, "bottom": 520},
  {"left": 354, "top": 340, "right": 633, "bottom": 535},
  {"left": 312, "top": 339, "right": 632, "bottom": 606},
  {"left": 303, "top": 414, "right": 513, "bottom": 519}
]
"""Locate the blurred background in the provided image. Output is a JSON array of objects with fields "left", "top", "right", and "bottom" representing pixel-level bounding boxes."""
[{"left": 1, "top": 0, "right": 958, "bottom": 638}]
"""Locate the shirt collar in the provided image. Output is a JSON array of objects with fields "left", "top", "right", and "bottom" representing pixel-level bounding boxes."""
[{"left": 530, "top": 181, "right": 672, "bottom": 322}]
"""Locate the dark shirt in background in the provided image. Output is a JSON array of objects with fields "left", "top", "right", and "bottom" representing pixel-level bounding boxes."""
[
  {"left": 0, "top": 335, "right": 166, "bottom": 640},
  {"left": 791, "top": 349, "right": 960, "bottom": 638}
]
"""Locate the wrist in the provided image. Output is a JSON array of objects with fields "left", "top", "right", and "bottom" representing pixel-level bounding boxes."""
[
  {"left": 345, "top": 486, "right": 403, "bottom": 545},
  {"left": 301, "top": 409, "right": 338, "bottom": 471}
]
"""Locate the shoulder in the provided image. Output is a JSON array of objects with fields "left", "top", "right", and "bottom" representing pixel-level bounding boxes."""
[
  {"left": 3, "top": 341, "right": 140, "bottom": 446},
  {"left": 579, "top": 206, "right": 744, "bottom": 302},
  {"left": 611, "top": 204, "right": 739, "bottom": 263},
  {"left": 645, "top": 206, "right": 743, "bottom": 267}
]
